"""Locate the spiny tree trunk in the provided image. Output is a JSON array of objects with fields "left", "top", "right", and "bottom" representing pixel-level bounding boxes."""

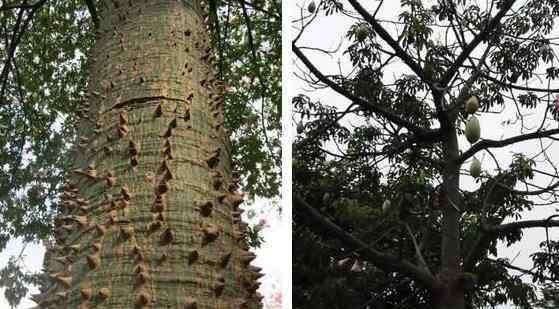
[{"left": 34, "top": 1, "right": 262, "bottom": 308}]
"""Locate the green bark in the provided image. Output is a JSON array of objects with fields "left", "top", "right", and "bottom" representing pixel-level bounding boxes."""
[
  {"left": 35, "top": 1, "right": 262, "bottom": 308},
  {"left": 436, "top": 112, "right": 465, "bottom": 309}
]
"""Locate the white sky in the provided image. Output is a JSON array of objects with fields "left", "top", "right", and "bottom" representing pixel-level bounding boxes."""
[{"left": 291, "top": 0, "right": 559, "bottom": 308}]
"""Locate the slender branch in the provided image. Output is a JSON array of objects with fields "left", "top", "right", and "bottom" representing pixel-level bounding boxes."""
[
  {"left": 404, "top": 223, "right": 432, "bottom": 276},
  {"left": 485, "top": 258, "right": 556, "bottom": 282},
  {"left": 292, "top": 43, "right": 441, "bottom": 141},
  {"left": 487, "top": 219, "right": 559, "bottom": 233},
  {"left": 294, "top": 193, "right": 440, "bottom": 291},
  {"left": 464, "top": 215, "right": 559, "bottom": 271},
  {"left": 495, "top": 180, "right": 559, "bottom": 196},
  {"left": 239, "top": 0, "right": 280, "bottom": 165},
  {"left": 0, "top": 0, "right": 44, "bottom": 11},
  {"left": 84, "top": 0, "right": 99, "bottom": 29},
  {"left": 481, "top": 72, "right": 559, "bottom": 93},
  {"left": 346, "top": 0, "right": 426, "bottom": 82},
  {"left": 439, "top": 0, "right": 517, "bottom": 86},
  {"left": 0, "top": 3, "right": 30, "bottom": 104},
  {"left": 456, "top": 128, "right": 559, "bottom": 165}
]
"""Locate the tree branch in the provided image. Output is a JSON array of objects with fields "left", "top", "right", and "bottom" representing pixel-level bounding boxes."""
[
  {"left": 239, "top": 0, "right": 280, "bottom": 165},
  {"left": 0, "top": 1, "right": 46, "bottom": 104},
  {"left": 294, "top": 193, "right": 440, "bottom": 291},
  {"left": 0, "top": 0, "right": 45, "bottom": 11},
  {"left": 495, "top": 179, "right": 559, "bottom": 196},
  {"left": 485, "top": 258, "right": 556, "bottom": 282},
  {"left": 346, "top": 0, "right": 429, "bottom": 86},
  {"left": 292, "top": 43, "right": 441, "bottom": 141},
  {"left": 440, "top": 0, "right": 517, "bottom": 86},
  {"left": 85, "top": 0, "right": 100, "bottom": 29},
  {"left": 456, "top": 128, "right": 559, "bottom": 165},
  {"left": 404, "top": 223, "right": 433, "bottom": 276},
  {"left": 464, "top": 216, "right": 559, "bottom": 271},
  {"left": 487, "top": 219, "right": 559, "bottom": 233},
  {"left": 481, "top": 72, "right": 559, "bottom": 93}
]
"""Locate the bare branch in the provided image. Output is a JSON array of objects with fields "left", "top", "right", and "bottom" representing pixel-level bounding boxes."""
[
  {"left": 481, "top": 72, "right": 559, "bottom": 93},
  {"left": 439, "top": 0, "right": 517, "bottom": 86},
  {"left": 85, "top": 0, "right": 99, "bottom": 29},
  {"left": 404, "top": 223, "right": 432, "bottom": 276},
  {"left": 293, "top": 194, "right": 440, "bottom": 291},
  {"left": 345, "top": 0, "right": 431, "bottom": 88},
  {"left": 485, "top": 258, "right": 557, "bottom": 282},
  {"left": 292, "top": 43, "right": 441, "bottom": 141},
  {"left": 487, "top": 218, "right": 559, "bottom": 233},
  {"left": 457, "top": 128, "right": 559, "bottom": 165}
]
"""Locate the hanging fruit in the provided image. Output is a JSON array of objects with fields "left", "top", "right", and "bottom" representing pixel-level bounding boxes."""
[
  {"left": 465, "top": 96, "right": 479, "bottom": 114},
  {"left": 356, "top": 24, "right": 368, "bottom": 42},
  {"left": 465, "top": 115, "right": 480, "bottom": 144},
  {"left": 382, "top": 200, "right": 391, "bottom": 213},
  {"left": 308, "top": 1, "right": 316, "bottom": 13},
  {"left": 296, "top": 121, "right": 304, "bottom": 134},
  {"left": 470, "top": 157, "right": 481, "bottom": 178}
]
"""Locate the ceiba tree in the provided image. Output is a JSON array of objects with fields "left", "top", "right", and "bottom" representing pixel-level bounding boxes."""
[
  {"left": 31, "top": 1, "right": 262, "bottom": 308},
  {"left": 293, "top": 1, "right": 559, "bottom": 308}
]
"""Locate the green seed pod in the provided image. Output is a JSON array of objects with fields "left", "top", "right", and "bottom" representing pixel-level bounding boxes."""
[
  {"left": 465, "top": 115, "right": 480, "bottom": 144},
  {"left": 356, "top": 24, "right": 368, "bottom": 42},
  {"left": 470, "top": 157, "right": 481, "bottom": 178},
  {"left": 382, "top": 200, "right": 391, "bottom": 213},
  {"left": 296, "top": 121, "right": 304, "bottom": 134},
  {"left": 308, "top": 1, "right": 316, "bottom": 13},
  {"left": 465, "top": 96, "right": 479, "bottom": 114},
  {"left": 322, "top": 192, "right": 330, "bottom": 204}
]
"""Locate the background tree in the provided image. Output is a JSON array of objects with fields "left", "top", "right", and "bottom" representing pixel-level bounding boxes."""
[
  {"left": 293, "top": 1, "right": 559, "bottom": 308},
  {"left": 532, "top": 284, "right": 559, "bottom": 308},
  {"left": 0, "top": 0, "right": 280, "bottom": 307}
]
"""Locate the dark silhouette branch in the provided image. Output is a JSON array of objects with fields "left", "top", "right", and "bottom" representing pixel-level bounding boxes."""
[
  {"left": 464, "top": 216, "right": 559, "bottom": 271},
  {"left": 481, "top": 72, "right": 559, "bottom": 93},
  {"left": 485, "top": 258, "right": 556, "bottom": 282},
  {"left": 292, "top": 43, "right": 441, "bottom": 141},
  {"left": 84, "top": 0, "right": 99, "bottom": 29},
  {"left": 439, "top": 0, "right": 517, "bottom": 87},
  {"left": 346, "top": 0, "right": 430, "bottom": 87},
  {"left": 495, "top": 180, "right": 559, "bottom": 196},
  {"left": 0, "top": 0, "right": 45, "bottom": 11},
  {"left": 294, "top": 193, "right": 440, "bottom": 291},
  {"left": 487, "top": 219, "right": 559, "bottom": 233},
  {"left": 0, "top": 1, "right": 45, "bottom": 104},
  {"left": 238, "top": 0, "right": 280, "bottom": 166},
  {"left": 456, "top": 128, "right": 559, "bottom": 165}
]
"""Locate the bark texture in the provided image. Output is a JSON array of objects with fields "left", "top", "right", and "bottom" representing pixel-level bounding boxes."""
[
  {"left": 34, "top": 1, "right": 262, "bottom": 308},
  {"left": 436, "top": 117, "right": 465, "bottom": 309}
]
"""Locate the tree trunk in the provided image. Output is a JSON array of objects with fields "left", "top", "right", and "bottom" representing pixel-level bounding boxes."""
[
  {"left": 436, "top": 123, "right": 465, "bottom": 309},
  {"left": 35, "top": 1, "right": 262, "bottom": 308}
]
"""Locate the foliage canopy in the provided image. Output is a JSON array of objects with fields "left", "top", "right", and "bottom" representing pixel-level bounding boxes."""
[
  {"left": 293, "top": 0, "right": 559, "bottom": 308},
  {"left": 0, "top": 0, "right": 280, "bottom": 306}
]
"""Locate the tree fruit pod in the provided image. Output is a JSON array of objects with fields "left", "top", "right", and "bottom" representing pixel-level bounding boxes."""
[
  {"left": 470, "top": 157, "right": 481, "bottom": 178},
  {"left": 465, "top": 115, "right": 480, "bottom": 144},
  {"left": 382, "top": 200, "right": 391, "bottom": 213},
  {"left": 465, "top": 96, "right": 479, "bottom": 114},
  {"left": 296, "top": 121, "right": 304, "bottom": 134},
  {"left": 308, "top": 1, "right": 316, "bottom": 13},
  {"left": 356, "top": 24, "right": 368, "bottom": 42}
]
